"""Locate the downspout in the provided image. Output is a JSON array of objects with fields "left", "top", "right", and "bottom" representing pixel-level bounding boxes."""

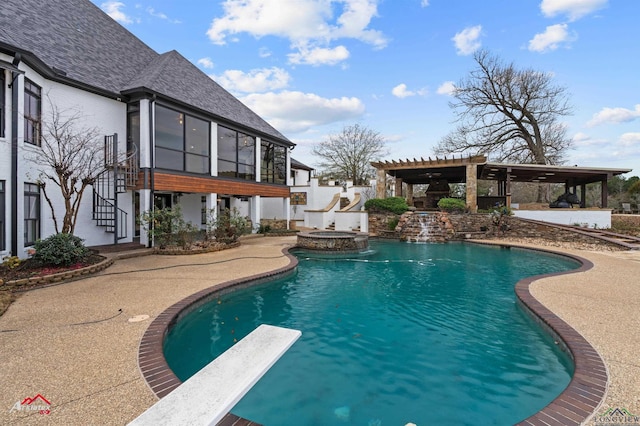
[{"left": 10, "top": 54, "right": 21, "bottom": 256}]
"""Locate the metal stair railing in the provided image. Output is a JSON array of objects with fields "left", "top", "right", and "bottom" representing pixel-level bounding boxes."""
[{"left": 91, "top": 134, "right": 138, "bottom": 242}]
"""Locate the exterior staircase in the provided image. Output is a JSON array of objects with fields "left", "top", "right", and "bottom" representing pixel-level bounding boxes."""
[{"left": 92, "top": 134, "right": 139, "bottom": 242}]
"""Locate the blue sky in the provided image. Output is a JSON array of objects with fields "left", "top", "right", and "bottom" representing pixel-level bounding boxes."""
[{"left": 93, "top": 0, "right": 639, "bottom": 177}]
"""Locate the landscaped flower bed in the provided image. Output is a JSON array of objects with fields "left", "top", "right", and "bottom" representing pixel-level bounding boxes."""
[{"left": 0, "top": 254, "right": 109, "bottom": 289}]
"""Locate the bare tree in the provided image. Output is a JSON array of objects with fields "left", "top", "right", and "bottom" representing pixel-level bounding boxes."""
[
  {"left": 435, "top": 50, "right": 573, "bottom": 165},
  {"left": 312, "top": 124, "right": 388, "bottom": 185},
  {"left": 27, "top": 98, "right": 105, "bottom": 234}
]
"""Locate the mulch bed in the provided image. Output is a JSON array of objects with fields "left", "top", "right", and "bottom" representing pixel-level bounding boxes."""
[{"left": 0, "top": 254, "right": 106, "bottom": 290}]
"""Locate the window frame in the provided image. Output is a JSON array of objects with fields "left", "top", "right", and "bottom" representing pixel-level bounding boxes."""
[
  {"left": 261, "top": 141, "right": 287, "bottom": 185},
  {"left": 154, "top": 104, "right": 210, "bottom": 174},
  {"left": 23, "top": 182, "right": 40, "bottom": 247},
  {"left": 24, "top": 79, "right": 42, "bottom": 146},
  {"left": 217, "top": 126, "right": 255, "bottom": 181}
]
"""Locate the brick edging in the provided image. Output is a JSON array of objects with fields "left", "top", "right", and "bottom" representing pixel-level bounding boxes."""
[
  {"left": 137, "top": 247, "right": 299, "bottom": 399},
  {"left": 138, "top": 242, "right": 608, "bottom": 425},
  {"left": 468, "top": 241, "right": 607, "bottom": 425}
]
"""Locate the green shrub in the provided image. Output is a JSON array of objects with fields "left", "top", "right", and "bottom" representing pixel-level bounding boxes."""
[
  {"left": 139, "top": 205, "right": 199, "bottom": 249},
  {"left": 33, "top": 233, "right": 89, "bottom": 267},
  {"left": 364, "top": 197, "right": 409, "bottom": 215},
  {"left": 437, "top": 198, "right": 466, "bottom": 212},
  {"left": 387, "top": 217, "right": 399, "bottom": 230},
  {"left": 257, "top": 224, "right": 272, "bottom": 234},
  {"left": 209, "top": 208, "right": 250, "bottom": 243}
]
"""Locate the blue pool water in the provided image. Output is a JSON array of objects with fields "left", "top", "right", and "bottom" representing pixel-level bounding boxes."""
[{"left": 164, "top": 241, "right": 578, "bottom": 425}]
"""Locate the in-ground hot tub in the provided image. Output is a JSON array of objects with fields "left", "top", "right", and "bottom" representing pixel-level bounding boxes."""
[{"left": 296, "top": 230, "right": 369, "bottom": 252}]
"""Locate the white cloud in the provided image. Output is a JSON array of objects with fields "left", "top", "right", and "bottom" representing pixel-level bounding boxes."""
[
  {"left": 587, "top": 104, "right": 640, "bottom": 127},
  {"left": 571, "top": 132, "right": 603, "bottom": 147},
  {"left": 528, "top": 24, "right": 574, "bottom": 52},
  {"left": 206, "top": 0, "right": 387, "bottom": 66},
  {"left": 540, "top": 0, "right": 608, "bottom": 21},
  {"left": 391, "top": 83, "right": 427, "bottom": 98},
  {"left": 619, "top": 132, "right": 640, "bottom": 146},
  {"left": 197, "top": 57, "right": 215, "bottom": 69},
  {"left": 101, "top": 1, "right": 133, "bottom": 24},
  {"left": 259, "top": 47, "right": 272, "bottom": 58},
  {"left": 452, "top": 25, "right": 482, "bottom": 56},
  {"left": 147, "top": 7, "right": 182, "bottom": 24},
  {"left": 240, "top": 91, "right": 365, "bottom": 133},
  {"left": 436, "top": 81, "right": 456, "bottom": 96},
  {"left": 288, "top": 45, "right": 350, "bottom": 66},
  {"left": 421, "top": 0, "right": 430, "bottom": 6},
  {"left": 213, "top": 67, "right": 291, "bottom": 93},
  {"left": 392, "top": 84, "right": 412, "bottom": 98}
]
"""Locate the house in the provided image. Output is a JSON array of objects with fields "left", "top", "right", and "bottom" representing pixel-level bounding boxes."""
[{"left": 0, "top": 0, "right": 295, "bottom": 258}]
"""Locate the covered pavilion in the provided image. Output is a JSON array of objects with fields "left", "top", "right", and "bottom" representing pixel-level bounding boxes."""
[{"left": 371, "top": 155, "right": 632, "bottom": 212}]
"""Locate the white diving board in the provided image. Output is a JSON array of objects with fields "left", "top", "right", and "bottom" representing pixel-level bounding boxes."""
[{"left": 129, "top": 324, "right": 302, "bottom": 426}]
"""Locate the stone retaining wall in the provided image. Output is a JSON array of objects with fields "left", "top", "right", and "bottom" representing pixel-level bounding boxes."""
[
  {"left": 260, "top": 219, "right": 288, "bottom": 230},
  {"left": 368, "top": 211, "right": 624, "bottom": 249}
]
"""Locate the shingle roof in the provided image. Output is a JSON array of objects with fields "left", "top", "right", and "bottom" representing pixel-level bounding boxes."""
[
  {"left": 0, "top": 0, "right": 291, "bottom": 144},
  {"left": 291, "top": 158, "right": 314, "bottom": 171},
  {"left": 122, "top": 50, "right": 289, "bottom": 141}
]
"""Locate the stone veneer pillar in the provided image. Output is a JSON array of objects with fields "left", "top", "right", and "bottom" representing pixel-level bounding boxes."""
[
  {"left": 376, "top": 169, "right": 387, "bottom": 199},
  {"left": 466, "top": 164, "right": 478, "bottom": 213}
]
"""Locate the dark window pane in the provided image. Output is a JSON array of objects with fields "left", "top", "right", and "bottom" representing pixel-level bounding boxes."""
[
  {"left": 186, "top": 116, "right": 210, "bottom": 155},
  {"left": 24, "top": 79, "right": 41, "bottom": 146},
  {"left": 237, "top": 134, "right": 255, "bottom": 166},
  {"left": 217, "top": 159, "right": 237, "bottom": 177},
  {"left": 155, "top": 106, "right": 184, "bottom": 150},
  {"left": 23, "top": 183, "right": 40, "bottom": 246},
  {"left": 156, "top": 147, "right": 183, "bottom": 170},
  {"left": 186, "top": 153, "right": 209, "bottom": 174},
  {"left": 218, "top": 126, "right": 237, "bottom": 162},
  {"left": 238, "top": 163, "right": 255, "bottom": 181},
  {"left": 274, "top": 145, "right": 287, "bottom": 184}
]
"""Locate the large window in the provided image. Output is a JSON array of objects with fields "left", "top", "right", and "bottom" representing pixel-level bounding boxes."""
[
  {"left": 0, "top": 181, "right": 5, "bottom": 251},
  {"left": 261, "top": 141, "right": 287, "bottom": 184},
  {"left": 217, "top": 126, "right": 255, "bottom": 180},
  {"left": 155, "top": 105, "right": 210, "bottom": 174},
  {"left": 0, "top": 71, "right": 5, "bottom": 138},
  {"left": 24, "top": 79, "right": 41, "bottom": 146},
  {"left": 24, "top": 183, "right": 40, "bottom": 246}
]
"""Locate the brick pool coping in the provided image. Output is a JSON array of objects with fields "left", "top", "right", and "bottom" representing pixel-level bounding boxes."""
[{"left": 137, "top": 243, "right": 607, "bottom": 426}]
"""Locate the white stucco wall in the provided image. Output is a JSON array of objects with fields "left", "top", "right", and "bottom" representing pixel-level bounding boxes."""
[
  {"left": 513, "top": 209, "right": 612, "bottom": 229},
  {"left": 3, "top": 60, "right": 129, "bottom": 257}
]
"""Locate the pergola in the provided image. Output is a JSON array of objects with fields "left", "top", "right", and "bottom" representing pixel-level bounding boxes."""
[{"left": 371, "top": 155, "right": 632, "bottom": 212}]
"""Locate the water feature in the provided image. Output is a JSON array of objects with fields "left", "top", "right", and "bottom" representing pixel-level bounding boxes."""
[
  {"left": 164, "top": 241, "right": 578, "bottom": 425},
  {"left": 297, "top": 230, "right": 369, "bottom": 251},
  {"left": 400, "top": 212, "right": 449, "bottom": 242}
]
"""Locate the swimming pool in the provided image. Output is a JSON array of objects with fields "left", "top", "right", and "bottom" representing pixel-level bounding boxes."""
[{"left": 163, "top": 241, "right": 579, "bottom": 425}]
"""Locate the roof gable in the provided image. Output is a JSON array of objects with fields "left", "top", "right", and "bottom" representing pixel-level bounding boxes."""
[
  {"left": 0, "top": 0, "right": 157, "bottom": 93},
  {"left": 123, "top": 51, "right": 289, "bottom": 142},
  {"left": 0, "top": 0, "right": 292, "bottom": 144}
]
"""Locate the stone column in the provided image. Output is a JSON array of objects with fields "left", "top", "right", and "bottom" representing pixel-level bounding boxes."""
[
  {"left": 376, "top": 168, "right": 387, "bottom": 199},
  {"left": 394, "top": 178, "right": 403, "bottom": 198},
  {"left": 601, "top": 177, "right": 609, "bottom": 208},
  {"left": 465, "top": 164, "right": 478, "bottom": 213},
  {"left": 406, "top": 183, "right": 414, "bottom": 206}
]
